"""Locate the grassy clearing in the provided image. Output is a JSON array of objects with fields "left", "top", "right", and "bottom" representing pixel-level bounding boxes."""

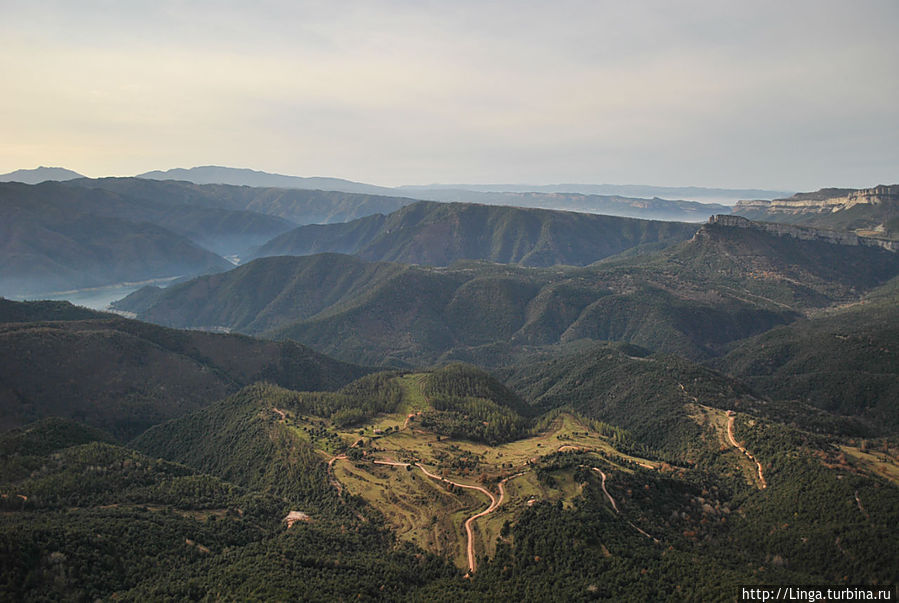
[
  {"left": 329, "top": 397, "right": 658, "bottom": 568},
  {"left": 687, "top": 403, "right": 762, "bottom": 487},
  {"left": 275, "top": 373, "right": 661, "bottom": 569},
  {"left": 395, "top": 373, "right": 429, "bottom": 413},
  {"left": 839, "top": 444, "right": 899, "bottom": 486},
  {"left": 333, "top": 458, "right": 481, "bottom": 567}
]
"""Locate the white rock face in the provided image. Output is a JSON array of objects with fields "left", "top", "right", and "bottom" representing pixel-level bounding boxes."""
[
  {"left": 734, "top": 185, "right": 899, "bottom": 216},
  {"left": 703, "top": 214, "right": 899, "bottom": 252}
]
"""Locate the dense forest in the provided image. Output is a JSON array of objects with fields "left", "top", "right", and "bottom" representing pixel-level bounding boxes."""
[{"left": 2, "top": 190, "right": 899, "bottom": 600}]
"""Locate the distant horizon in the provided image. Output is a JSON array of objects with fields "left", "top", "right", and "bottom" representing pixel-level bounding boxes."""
[
  {"left": 5, "top": 161, "right": 897, "bottom": 195},
  {"left": 0, "top": 163, "right": 821, "bottom": 196},
  {"left": 3, "top": 2, "right": 897, "bottom": 192}
]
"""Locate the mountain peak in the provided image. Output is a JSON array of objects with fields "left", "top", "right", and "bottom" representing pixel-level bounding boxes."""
[
  {"left": 0, "top": 166, "right": 84, "bottom": 184},
  {"left": 136, "top": 165, "right": 393, "bottom": 195}
]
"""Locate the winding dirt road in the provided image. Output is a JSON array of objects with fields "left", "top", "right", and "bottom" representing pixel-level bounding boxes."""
[
  {"left": 726, "top": 414, "right": 767, "bottom": 489},
  {"left": 590, "top": 466, "right": 659, "bottom": 543},
  {"left": 591, "top": 467, "right": 619, "bottom": 513},
  {"left": 372, "top": 459, "right": 515, "bottom": 573},
  {"left": 327, "top": 455, "right": 347, "bottom": 495}
]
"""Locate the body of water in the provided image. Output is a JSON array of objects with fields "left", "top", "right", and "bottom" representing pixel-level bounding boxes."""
[{"left": 8, "top": 276, "right": 183, "bottom": 311}]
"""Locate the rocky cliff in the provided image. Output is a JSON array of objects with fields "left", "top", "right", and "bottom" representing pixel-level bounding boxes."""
[
  {"left": 702, "top": 215, "right": 899, "bottom": 252},
  {"left": 734, "top": 185, "right": 899, "bottom": 216}
]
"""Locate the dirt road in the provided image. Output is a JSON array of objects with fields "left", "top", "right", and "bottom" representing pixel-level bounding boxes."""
[
  {"left": 726, "top": 415, "right": 767, "bottom": 489},
  {"left": 328, "top": 454, "right": 347, "bottom": 495},
  {"left": 590, "top": 467, "right": 659, "bottom": 543},
  {"left": 372, "top": 459, "right": 514, "bottom": 573},
  {"left": 591, "top": 467, "right": 618, "bottom": 513}
]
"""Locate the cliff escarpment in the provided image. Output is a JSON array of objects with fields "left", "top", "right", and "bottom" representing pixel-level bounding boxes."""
[
  {"left": 734, "top": 185, "right": 899, "bottom": 216},
  {"left": 701, "top": 215, "right": 899, "bottom": 252},
  {"left": 731, "top": 185, "right": 899, "bottom": 239}
]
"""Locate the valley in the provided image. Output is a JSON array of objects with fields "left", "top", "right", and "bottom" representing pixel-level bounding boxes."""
[
  {"left": 4, "top": 0, "right": 899, "bottom": 597},
  {"left": 1, "top": 177, "right": 898, "bottom": 600}
]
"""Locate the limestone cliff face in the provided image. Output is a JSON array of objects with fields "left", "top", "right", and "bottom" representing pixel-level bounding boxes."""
[
  {"left": 733, "top": 185, "right": 899, "bottom": 216},
  {"left": 699, "top": 215, "right": 899, "bottom": 252}
]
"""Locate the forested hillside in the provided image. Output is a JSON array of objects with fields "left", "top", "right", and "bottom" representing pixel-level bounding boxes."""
[
  {"left": 715, "top": 279, "right": 899, "bottom": 432},
  {"left": 0, "top": 300, "right": 368, "bottom": 438},
  {"left": 3, "top": 192, "right": 899, "bottom": 600},
  {"left": 251, "top": 200, "right": 699, "bottom": 266},
  {"left": 118, "top": 217, "right": 899, "bottom": 367}
]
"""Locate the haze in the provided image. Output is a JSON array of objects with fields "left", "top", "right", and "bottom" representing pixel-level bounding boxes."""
[{"left": 2, "top": 0, "right": 897, "bottom": 190}]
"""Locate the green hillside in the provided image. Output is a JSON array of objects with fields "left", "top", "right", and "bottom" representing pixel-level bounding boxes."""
[
  {"left": 0, "top": 300, "right": 368, "bottom": 438},
  {"left": 117, "top": 254, "right": 412, "bottom": 334},
  {"left": 3, "top": 347, "right": 899, "bottom": 598},
  {"left": 0, "top": 416, "right": 453, "bottom": 601},
  {"left": 0, "top": 180, "right": 305, "bottom": 295},
  {"left": 122, "top": 364, "right": 899, "bottom": 594},
  {"left": 0, "top": 210, "right": 230, "bottom": 297},
  {"left": 716, "top": 281, "right": 899, "bottom": 432},
  {"left": 252, "top": 200, "right": 699, "bottom": 267},
  {"left": 119, "top": 216, "right": 899, "bottom": 367},
  {"left": 73, "top": 176, "right": 418, "bottom": 225}
]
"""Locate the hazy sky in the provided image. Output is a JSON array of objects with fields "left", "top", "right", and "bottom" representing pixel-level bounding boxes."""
[{"left": 1, "top": 1, "right": 897, "bottom": 189}]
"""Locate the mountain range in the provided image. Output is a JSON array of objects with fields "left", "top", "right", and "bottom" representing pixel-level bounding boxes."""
[
  {"left": 3, "top": 291, "right": 896, "bottom": 598},
  {"left": 116, "top": 214, "right": 899, "bottom": 370},
  {"left": 141, "top": 165, "right": 790, "bottom": 204},
  {"left": 0, "top": 178, "right": 718, "bottom": 298},
  {"left": 2, "top": 172, "right": 898, "bottom": 600}
]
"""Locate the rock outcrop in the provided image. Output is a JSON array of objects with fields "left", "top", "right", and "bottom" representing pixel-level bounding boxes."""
[
  {"left": 734, "top": 185, "right": 899, "bottom": 216},
  {"left": 701, "top": 215, "right": 899, "bottom": 252}
]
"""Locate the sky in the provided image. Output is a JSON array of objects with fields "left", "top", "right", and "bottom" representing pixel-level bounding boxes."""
[{"left": 1, "top": 0, "right": 897, "bottom": 190}]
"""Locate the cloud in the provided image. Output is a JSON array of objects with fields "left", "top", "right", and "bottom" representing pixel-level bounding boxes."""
[{"left": 1, "top": 1, "right": 897, "bottom": 188}]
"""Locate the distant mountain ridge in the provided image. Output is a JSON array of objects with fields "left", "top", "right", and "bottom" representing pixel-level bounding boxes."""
[
  {"left": 132, "top": 165, "right": 747, "bottom": 221},
  {"left": 0, "top": 166, "right": 84, "bottom": 184},
  {"left": 733, "top": 184, "right": 899, "bottom": 238},
  {"left": 384, "top": 189, "right": 731, "bottom": 222},
  {"left": 137, "top": 165, "right": 789, "bottom": 203},
  {"left": 75, "top": 176, "right": 418, "bottom": 226},
  {"left": 705, "top": 214, "right": 899, "bottom": 252},
  {"left": 0, "top": 181, "right": 251, "bottom": 296},
  {"left": 117, "top": 214, "right": 899, "bottom": 367},
  {"left": 396, "top": 183, "right": 791, "bottom": 204},
  {"left": 251, "top": 201, "right": 700, "bottom": 267},
  {"left": 138, "top": 165, "right": 394, "bottom": 195}
]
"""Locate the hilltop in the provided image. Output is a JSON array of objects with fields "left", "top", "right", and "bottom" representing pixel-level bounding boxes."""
[
  {"left": 0, "top": 166, "right": 84, "bottom": 184},
  {"left": 2, "top": 323, "right": 898, "bottom": 598},
  {"left": 125, "top": 361, "right": 899, "bottom": 592}
]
